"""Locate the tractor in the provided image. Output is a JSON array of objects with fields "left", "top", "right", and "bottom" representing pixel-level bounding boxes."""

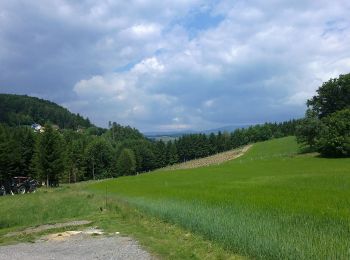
[{"left": 0, "top": 176, "right": 39, "bottom": 196}]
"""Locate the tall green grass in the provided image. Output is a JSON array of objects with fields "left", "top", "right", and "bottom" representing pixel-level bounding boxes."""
[
  {"left": 0, "top": 186, "right": 242, "bottom": 259},
  {"left": 90, "top": 137, "right": 350, "bottom": 259}
]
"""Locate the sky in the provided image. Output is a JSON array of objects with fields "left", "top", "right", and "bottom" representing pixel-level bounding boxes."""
[{"left": 1, "top": 1, "right": 350, "bottom": 132}]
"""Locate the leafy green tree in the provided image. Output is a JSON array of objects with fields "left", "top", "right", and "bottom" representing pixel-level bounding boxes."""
[
  {"left": 84, "top": 138, "right": 114, "bottom": 179},
  {"left": 316, "top": 109, "right": 350, "bottom": 157},
  {"left": 307, "top": 73, "right": 350, "bottom": 118},
  {"left": 297, "top": 73, "right": 350, "bottom": 157},
  {"left": 62, "top": 130, "right": 93, "bottom": 182},
  {"left": 115, "top": 148, "right": 136, "bottom": 176},
  {"left": 31, "top": 124, "right": 64, "bottom": 186},
  {"left": 296, "top": 110, "right": 323, "bottom": 150}
]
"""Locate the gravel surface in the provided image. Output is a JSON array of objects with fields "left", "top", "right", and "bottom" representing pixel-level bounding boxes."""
[
  {"left": 0, "top": 232, "right": 153, "bottom": 260},
  {"left": 4, "top": 220, "right": 92, "bottom": 237}
]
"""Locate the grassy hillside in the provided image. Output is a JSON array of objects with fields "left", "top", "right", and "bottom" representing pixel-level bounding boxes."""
[
  {"left": 1, "top": 137, "right": 349, "bottom": 259},
  {"left": 90, "top": 137, "right": 350, "bottom": 259},
  {"left": 0, "top": 94, "right": 92, "bottom": 129}
]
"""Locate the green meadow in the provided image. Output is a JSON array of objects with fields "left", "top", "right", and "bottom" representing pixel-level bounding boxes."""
[
  {"left": 90, "top": 137, "right": 350, "bottom": 259},
  {"left": 1, "top": 136, "right": 350, "bottom": 259}
]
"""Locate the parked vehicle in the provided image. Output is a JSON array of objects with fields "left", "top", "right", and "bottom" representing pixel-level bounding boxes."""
[
  {"left": 0, "top": 184, "right": 5, "bottom": 196},
  {"left": 0, "top": 177, "right": 39, "bottom": 196}
]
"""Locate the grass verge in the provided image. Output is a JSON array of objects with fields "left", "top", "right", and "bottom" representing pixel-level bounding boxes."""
[{"left": 0, "top": 184, "right": 244, "bottom": 259}]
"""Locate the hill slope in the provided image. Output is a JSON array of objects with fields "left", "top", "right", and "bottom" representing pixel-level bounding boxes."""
[
  {"left": 90, "top": 137, "right": 350, "bottom": 259},
  {"left": 160, "top": 144, "right": 252, "bottom": 171},
  {"left": 0, "top": 94, "right": 92, "bottom": 129}
]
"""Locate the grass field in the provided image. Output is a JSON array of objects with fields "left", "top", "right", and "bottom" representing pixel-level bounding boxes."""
[
  {"left": 89, "top": 137, "right": 350, "bottom": 259},
  {"left": 0, "top": 184, "right": 240, "bottom": 259},
  {"left": 1, "top": 136, "right": 350, "bottom": 259}
]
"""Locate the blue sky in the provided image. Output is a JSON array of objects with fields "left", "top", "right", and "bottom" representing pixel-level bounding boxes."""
[{"left": 1, "top": 1, "right": 350, "bottom": 131}]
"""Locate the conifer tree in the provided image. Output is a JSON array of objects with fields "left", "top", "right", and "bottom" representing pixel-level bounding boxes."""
[
  {"left": 115, "top": 148, "right": 136, "bottom": 176},
  {"left": 32, "top": 124, "right": 64, "bottom": 186},
  {"left": 167, "top": 141, "right": 179, "bottom": 165},
  {"left": 154, "top": 140, "right": 167, "bottom": 168}
]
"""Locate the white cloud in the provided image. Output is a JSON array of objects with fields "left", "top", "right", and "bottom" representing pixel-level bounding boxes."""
[
  {"left": 1, "top": 0, "right": 350, "bottom": 131},
  {"left": 69, "top": 1, "right": 350, "bottom": 130},
  {"left": 129, "top": 24, "right": 161, "bottom": 38}
]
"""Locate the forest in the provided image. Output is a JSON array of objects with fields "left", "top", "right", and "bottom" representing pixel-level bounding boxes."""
[
  {"left": 0, "top": 120, "right": 299, "bottom": 185},
  {"left": 1, "top": 72, "right": 349, "bottom": 185},
  {"left": 0, "top": 94, "right": 299, "bottom": 185},
  {"left": 0, "top": 94, "right": 93, "bottom": 129}
]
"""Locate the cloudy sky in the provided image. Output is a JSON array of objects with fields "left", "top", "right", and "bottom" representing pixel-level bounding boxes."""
[{"left": 1, "top": 1, "right": 350, "bottom": 132}]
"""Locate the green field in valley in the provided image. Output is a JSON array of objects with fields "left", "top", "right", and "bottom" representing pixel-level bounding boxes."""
[
  {"left": 89, "top": 136, "right": 350, "bottom": 259},
  {"left": 1, "top": 136, "right": 350, "bottom": 259}
]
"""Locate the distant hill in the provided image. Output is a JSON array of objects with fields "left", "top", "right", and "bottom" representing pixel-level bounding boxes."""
[
  {"left": 0, "top": 94, "right": 93, "bottom": 129},
  {"left": 201, "top": 124, "right": 252, "bottom": 134},
  {"left": 144, "top": 124, "right": 251, "bottom": 140}
]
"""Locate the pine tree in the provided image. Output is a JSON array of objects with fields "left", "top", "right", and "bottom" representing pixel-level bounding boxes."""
[
  {"left": 31, "top": 124, "right": 64, "bottom": 186},
  {"left": 14, "top": 127, "right": 35, "bottom": 176},
  {"left": 154, "top": 140, "right": 167, "bottom": 168},
  {"left": 167, "top": 141, "right": 179, "bottom": 165},
  {"left": 115, "top": 148, "right": 136, "bottom": 176}
]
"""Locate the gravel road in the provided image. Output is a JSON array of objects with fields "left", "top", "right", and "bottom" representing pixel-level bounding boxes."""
[{"left": 0, "top": 232, "right": 153, "bottom": 260}]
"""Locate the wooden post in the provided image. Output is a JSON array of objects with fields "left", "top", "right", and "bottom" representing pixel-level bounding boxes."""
[{"left": 92, "top": 161, "right": 95, "bottom": 180}]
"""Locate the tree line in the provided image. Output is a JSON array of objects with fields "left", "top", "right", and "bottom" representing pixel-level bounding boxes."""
[{"left": 0, "top": 119, "right": 300, "bottom": 185}]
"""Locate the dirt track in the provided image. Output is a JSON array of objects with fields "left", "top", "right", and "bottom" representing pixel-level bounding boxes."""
[{"left": 162, "top": 144, "right": 252, "bottom": 171}]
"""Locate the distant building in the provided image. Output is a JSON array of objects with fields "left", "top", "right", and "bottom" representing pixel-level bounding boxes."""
[
  {"left": 31, "top": 123, "right": 42, "bottom": 132},
  {"left": 31, "top": 123, "right": 45, "bottom": 133}
]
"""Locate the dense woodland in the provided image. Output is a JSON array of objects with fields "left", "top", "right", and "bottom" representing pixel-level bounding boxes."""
[
  {"left": 0, "top": 120, "right": 299, "bottom": 185},
  {"left": 0, "top": 95, "right": 300, "bottom": 184},
  {"left": 1, "top": 72, "right": 349, "bottom": 185},
  {"left": 0, "top": 94, "right": 93, "bottom": 129}
]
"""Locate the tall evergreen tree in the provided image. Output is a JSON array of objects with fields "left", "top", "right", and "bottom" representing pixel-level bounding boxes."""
[
  {"left": 154, "top": 140, "right": 167, "bottom": 168},
  {"left": 115, "top": 148, "right": 136, "bottom": 176},
  {"left": 31, "top": 124, "right": 64, "bottom": 186},
  {"left": 14, "top": 127, "right": 35, "bottom": 177},
  {"left": 166, "top": 141, "right": 179, "bottom": 165}
]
